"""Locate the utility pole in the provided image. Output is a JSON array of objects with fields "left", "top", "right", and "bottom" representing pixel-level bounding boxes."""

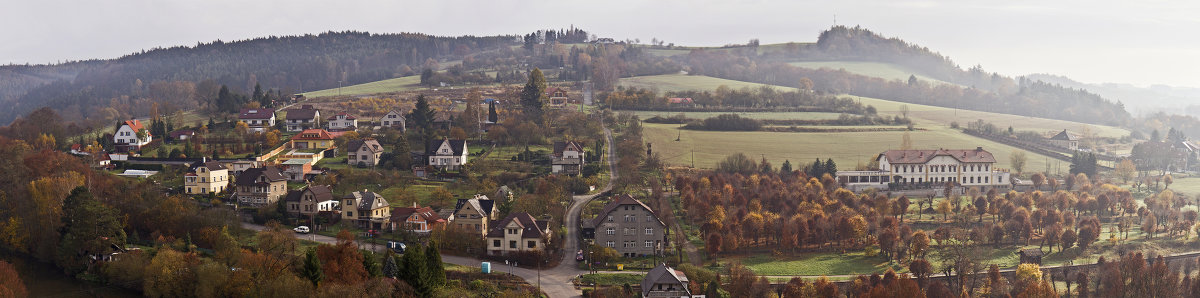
[{"left": 691, "top": 149, "right": 694, "bottom": 168}]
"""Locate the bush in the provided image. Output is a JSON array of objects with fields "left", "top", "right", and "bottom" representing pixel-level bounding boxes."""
[{"left": 684, "top": 114, "right": 762, "bottom": 131}]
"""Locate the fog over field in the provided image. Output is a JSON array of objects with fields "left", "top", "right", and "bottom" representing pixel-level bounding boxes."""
[{"left": 4, "top": 0, "right": 1199, "bottom": 87}]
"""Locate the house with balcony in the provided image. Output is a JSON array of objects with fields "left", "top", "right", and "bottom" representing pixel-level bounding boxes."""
[
  {"left": 546, "top": 87, "right": 569, "bottom": 107},
  {"left": 341, "top": 189, "right": 391, "bottom": 230},
  {"left": 238, "top": 108, "right": 276, "bottom": 133},
  {"left": 485, "top": 212, "right": 551, "bottom": 256},
  {"left": 233, "top": 167, "right": 288, "bottom": 207},
  {"left": 326, "top": 112, "right": 358, "bottom": 131},
  {"left": 641, "top": 264, "right": 693, "bottom": 297},
  {"left": 552, "top": 140, "right": 586, "bottom": 175},
  {"left": 453, "top": 195, "right": 498, "bottom": 237},
  {"left": 285, "top": 105, "right": 321, "bottom": 131},
  {"left": 184, "top": 159, "right": 229, "bottom": 195}
]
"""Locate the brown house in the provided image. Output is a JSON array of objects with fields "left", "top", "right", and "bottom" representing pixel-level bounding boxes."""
[
  {"left": 390, "top": 203, "right": 444, "bottom": 233},
  {"left": 234, "top": 167, "right": 288, "bottom": 207}
]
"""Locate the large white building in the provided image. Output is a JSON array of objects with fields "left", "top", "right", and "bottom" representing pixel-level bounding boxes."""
[{"left": 838, "top": 147, "right": 1011, "bottom": 192}]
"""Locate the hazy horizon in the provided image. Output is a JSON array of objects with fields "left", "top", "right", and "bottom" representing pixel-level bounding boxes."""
[{"left": 5, "top": 0, "right": 1199, "bottom": 88}]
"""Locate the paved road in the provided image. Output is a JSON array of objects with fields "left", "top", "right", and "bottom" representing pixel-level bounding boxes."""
[{"left": 241, "top": 121, "right": 619, "bottom": 298}]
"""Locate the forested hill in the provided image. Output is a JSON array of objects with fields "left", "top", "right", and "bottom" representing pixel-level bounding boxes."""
[{"left": 0, "top": 31, "right": 519, "bottom": 125}]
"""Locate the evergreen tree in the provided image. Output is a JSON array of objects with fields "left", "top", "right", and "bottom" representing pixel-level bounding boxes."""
[
  {"left": 824, "top": 158, "right": 838, "bottom": 177},
  {"left": 759, "top": 156, "right": 773, "bottom": 173},
  {"left": 252, "top": 83, "right": 265, "bottom": 105},
  {"left": 488, "top": 100, "right": 499, "bottom": 123},
  {"left": 808, "top": 159, "right": 824, "bottom": 178},
  {"left": 401, "top": 243, "right": 433, "bottom": 296},
  {"left": 425, "top": 240, "right": 446, "bottom": 288},
  {"left": 393, "top": 135, "right": 413, "bottom": 170},
  {"left": 301, "top": 247, "right": 324, "bottom": 287},
  {"left": 410, "top": 94, "right": 436, "bottom": 133},
  {"left": 520, "top": 68, "right": 547, "bottom": 121},
  {"left": 383, "top": 253, "right": 399, "bottom": 279},
  {"left": 56, "top": 187, "right": 127, "bottom": 275},
  {"left": 362, "top": 250, "right": 382, "bottom": 277},
  {"left": 780, "top": 160, "right": 792, "bottom": 175}
]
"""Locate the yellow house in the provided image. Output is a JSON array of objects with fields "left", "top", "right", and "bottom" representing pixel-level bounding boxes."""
[
  {"left": 342, "top": 190, "right": 391, "bottom": 230},
  {"left": 289, "top": 129, "right": 335, "bottom": 149},
  {"left": 185, "top": 160, "right": 229, "bottom": 195}
]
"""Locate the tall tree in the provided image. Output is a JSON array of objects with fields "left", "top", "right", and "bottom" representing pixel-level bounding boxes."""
[
  {"left": 410, "top": 94, "right": 436, "bottom": 134},
  {"left": 400, "top": 243, "right": 432, "bottom": 296},
  {"left": 520, "top": 68, "right": 547, "bottom": 121},
  {"left": 392, "top": 135, "right": 413, "bottom": 170},
  {"left": 1011, "top": 150, "right": 1028, "bottom": 175},
  {"left": 301, "top": 247, "right": 323, "bottom": 287},
  {"left": 56, "top": 186, "right": 127, "bottom": 275},
  {"left": 425, "top": 240, "right": 445, "bottom": 288},
  {"left": 382, "top": 252, "right": 399, "bottom": 279},
  {"left": 0, "top": 260, "right": 27, "bottom": 297},
  {"left": 487, "top": 100, "right": 499, "bottom": 123}
]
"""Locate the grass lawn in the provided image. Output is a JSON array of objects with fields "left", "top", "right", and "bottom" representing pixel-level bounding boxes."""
[
  {"left": 302, "top": 75, "right": 423, "bottom": 98},
  {"left": 734, "top": 251, "right": 904, "bottom": 276},
  {"left": 641, "top": 122, "right": 1062, "bottom": 172},
  {"left": 786, "top": 61, "right": 957, "bottom": 86},
  {"left": 617, "top": 74, "right": 791, "bottom": 93},
  {"left": 578, "top": 273, "right": 645, "bottom": 286},
  {"left": 619, "top": 110, "right": 845, "bottom": 121},
  {"left": 1159, "top": 177, "right": 1200, "bottom": 196}
]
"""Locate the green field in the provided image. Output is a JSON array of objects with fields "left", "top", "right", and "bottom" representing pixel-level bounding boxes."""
[
  {"left": 787, "top": 61, "right": 956, "bottom": 86},
  {"left": 617, "top": 74, "right": 790, "bottom": 93},
  {"left": 736, "top": 252, "right": 903, "bottom": 276},
  {"left": 643, "top": 122, "right": 1061, "bottom": 172},
  {"left": 620, "top": 110, "right": 845, "bottom": 121},
  {"left": 301, "top": 75, "right": 423, "bottom": 98}
]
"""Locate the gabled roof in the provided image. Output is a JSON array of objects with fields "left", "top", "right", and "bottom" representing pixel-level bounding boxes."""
[
  {"left": 235, "top": 167, "right": 286, "bottom": 186},
  {"left": 239, "top": 108, "right": 276, "bottom": 119},
  {"left": 426, "top": 139, "right": 466, "bottom": 156},
  {"left": 553, "top": 141, "right": 584, "bottom": 157},
  {"left": 121, "top": 120, "right": 147, "bottom": 135},
  {"left": 286, "top": 105, "right": 320, "bottom": 120},
  {"left": 290, "top": 129, "right": 334, "bottom": 141},
  {"left": 392, "top": 205, "right": 442, "bottom": 224},
  {"left": 188, "top": 160, "right": 227, "bottom": 172},
  {"left": 1049, "top": 129, "right": 1078, "bottom": 141},
  {"left": 454, "top": 196, "right": 495, "bottom": 218},
  {"left": 642, "top": 264, "right": 690, "bottom": 297},
  {"left": 590, "top": 194, "right": 664, "bottom": 228},
  {"left": 286, "top": 185, "right": 335, "bottom": 203},
  {"left": 346, "top": 190, "right": 389, "bottom": 210},
  {"left": 486, "top": 212, "right": 548, "bottom": 239},
  {"left": 347, "top": 138, "right": 383, "bottom": 154},
  {"left": 168, "top": 130, "right": 196, "bottom": 139},
  {"left": 327, "top": 112, "right": 357, "bottom": 121},
  {"left": 546, "top": 87, "right": 567, "bottom": 97},
  {"left": 879, "top": 148, "right": 997, "bottom": 164}
]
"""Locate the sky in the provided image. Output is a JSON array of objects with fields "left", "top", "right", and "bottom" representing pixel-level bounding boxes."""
[{"left": 4, "top": 0, "right": 1200, "bottom": 88}]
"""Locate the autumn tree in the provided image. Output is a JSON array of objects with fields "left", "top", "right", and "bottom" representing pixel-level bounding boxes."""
[
  {"left": 56, "top": 186, "right": 127, "bottom": 275},
  {"left": 0, "top": 260, "right": 27, "bottom": 298},
  {"left": 1115, "top": 159, "right": 1136, "bottom": 184},
  {"left": 144, "top": 248, "right": 197, "bottom": 297},
  {"left": 1011, "top": 150, "right": 1028, "bottom": 175},
  {"left": 316, "top": 230, "right": 368, "bottom": 285}
]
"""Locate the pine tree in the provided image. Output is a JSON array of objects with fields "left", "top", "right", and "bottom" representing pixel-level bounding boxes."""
[
  {"left": 780, "top": 159, "right": 792, "bottom": 175},
  {"left": 252, "top": 83, "right": 265, "bottom": 106},
  {"left": 425, "top": 240, "right": 446, "bottom": 288},
  {"left": 809, "top": 159, "right": 824, "bottom": 178},
  {"left": 410, "top": 94, "right": 436, "bottom": 133},
  {"left": 393, "top": 135, "right": 413, "bottom": 170},
  {"left": 488, "top": 100, "right": 499, "bottom": 123},
  {"left": 301, "top": 248, "right": 323, "bottom": 287},
  {"left": 401, "top": 243, "right": 431, "bottom": 296},
  {"left": 362, "top": 250, "right": 382, "bottom": 277},
  {"left": 520, "top": 68, "right": 547, "bottom": 121},
  {"left": 824, "top": 158, "right": 838, "bottom": 177},
  {"left": 383, "top": 253, "right": 399, "bottom": 279}
]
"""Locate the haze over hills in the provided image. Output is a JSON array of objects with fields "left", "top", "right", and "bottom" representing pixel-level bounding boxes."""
[{"left": 1024, "top": 73, "right": 1200, "bottom": 117}]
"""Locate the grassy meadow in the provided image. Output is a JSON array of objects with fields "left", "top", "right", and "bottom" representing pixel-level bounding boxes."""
[
  {"left": 617, "top": 74, "right": 790, "bottom": 93},
  {"left": 302, "top": 75, "right": 423, "bottom": 98},
  {"left": 786, "top": 61, "right": 956, "bottom": 86},
  {"left": 620, "top": 110, "right": 845, "bottom": 121}
]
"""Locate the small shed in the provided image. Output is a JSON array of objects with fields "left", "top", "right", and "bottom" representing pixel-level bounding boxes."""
[{"left": 1018, "top": 248, "right": 1044, "bottom": 265}]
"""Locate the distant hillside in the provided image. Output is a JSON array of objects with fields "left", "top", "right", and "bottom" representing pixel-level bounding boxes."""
[{"left": 1024, "top": 73, "right": 1200, "bottom": 116}]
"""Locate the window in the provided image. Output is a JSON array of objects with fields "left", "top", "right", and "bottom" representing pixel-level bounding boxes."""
[
  {"left": 508, "top": 228, "right": 518, "bottom": 235},
  {"left": 606, "top": 241, "right": 615, "bottom": 247},
  {"left": 347, "top": 212, "right": 353, "bottom": 217},
  {"left": 606, "top": 228, "right": 615, "bottom": 235},
  {"left": 607, "top": 215, "right": 613, "bottom": 222},
  {"left": 493, "top": 240, "right": 501, "bottom": 247},
  {"left": 509, "top": 241, "right": 517, "bottom": 248},
  {"left": 647, "top": 215, "right": 653, "bottom": 222},
  {"left": 645, "top": 228, "right": 653, "bottom": 235},
  {"left": 645, "top": 241, "right": 653, "bottom": 248},
  {"left": 527, "top": 241, "right": 536, "bottom": 248}
]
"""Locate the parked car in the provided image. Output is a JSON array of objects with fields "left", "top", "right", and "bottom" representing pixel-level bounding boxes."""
[
  {"left": 387, "top": 241, "right": 406, "bottom": 253},
  {"left": 576, "top": 250, "right": 585, "bottom": 262},
  {"left": 293, "top": 226, "right": 310, "bottom": 234}
]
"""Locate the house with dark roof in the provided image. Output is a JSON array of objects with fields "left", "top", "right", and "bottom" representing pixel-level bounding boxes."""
[
  {"left": 589, "top": 194, "right": 667, "bottom": 257},
  {"left": 341, "top": 189, "right": 391, "bottom": 229},
  {"left": 390, "top": 203, "right": 444, "bottom": 233},
  {"left": 284, "top": 185, "right": 337, "bottom": 217},
  {"left": 1047, "top": 129, "right": 1079, "bottom": 151},
  {"left": 837, "top": 147, "right": 1012, "bottom": 192},
  {"left": 326, "top": 112, "right": 358, "bottom": 131},
  {"left": 168, "top": 130, "right": 196, "bottom": 142},
  {"left": 381, "top": 110, "right": 407, "bottom": 130},
  {"left": 485, "top": 212, "right": 551, "bottom": 256},
  {"left": 552, "top": 141, "right": 586, "bottom": 175},
  {"left": 114, "top": 120, "right": 152, "bottom": 152},
  {"left": 346, "top": 138, "right": 384, "bottom": 167},
  {"left": 453, "top": 195, "right": 498, "bottom": 237},
  {"left": 234, "top": 167, "right": 288, "bottom": 207},
  {"left": 285, "top": 105, "right": 321, "bottom": 131},
  {"left": 185, "top": 159, "right": 229, "bottom": 195},
  {"left": 641, "top": 263, "right": 692, "bottom": 297},
  {"left": 427, "top": 139, "right": 468, "bottom": 170},
  {"left": 238, "top": 108, "right": 276, "bottom": 132},
  {"left": 546, "top": 87, "right": 568, "bottom": 106}
]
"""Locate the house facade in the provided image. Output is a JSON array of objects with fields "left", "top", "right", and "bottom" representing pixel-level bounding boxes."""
[
  {"left": 837, "top": 147, "right": 1012, "bottom": 192},
  {"left": 346, "top": 138, "right": 384, "bottom": 167},
  {"left": 280, "top": 159, "right": 313, "bottom": 181},
  {"left": 390, "top": 203, "right": 444, "bottom": 233},
  {"left": 114, "top": 120, "right": 152, "bottom": 151},
  {"left": 239, "top": 108, "right": 276, "bottom": 133},
  {"left": 229, "top": 160, "right": 261, "bottom": 176},
  {"left": 285, "top": 105, "right": 321, "bottom": 131},
  {"left": 590, "top": 195, "right": 668, "bottom": 257},
  {"left": 326, "top": 112, "right": 358, "bottom": 131},
  {"left": 1048, "top": 129, "right": 1079, "bottom": 151},
  {"left": 381, "top": 110, "right": 406, "bottom": 131},
  {"left": 453, "top": 195, "right": 498, "bottom": 237},
  {"left": 284, "top": 185, "right": 337, "bottom": 217},
  {"left": 546, "top": 87, "right": 568, "bottom": 106},
  {"left": 184, "top": 160, "right": 229, "bottom": 195},
  {"left": 234, "top": 167, "right": 288, "bottom": 207},
  {"left": 485, "top": 212, "right": 550, "bottom": 256},
  {"left": 552, "top": 141, "right": 586, "bottom": 175},
  {"left": 341, "top": 190, "right": 391, "bottom": 229},
  {"left": 289, "top": 129, "right": 335, "bottom": 149},
  {"left": 641, "top": 264, "right": 692, "bottom": 298},
  {"left": 427, "top": 139, "right": 469, "bottom": 170}
]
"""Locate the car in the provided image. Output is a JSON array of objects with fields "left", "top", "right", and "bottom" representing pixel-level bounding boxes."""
[
  {"left": 575, "top": 250, "right": 585, "bottom": 262},
  {"left": 293, "top": 226, "right": 311, "bottom": 234},
  {"left": 387, "top": 241, "right": 406, "bottom": 253}
]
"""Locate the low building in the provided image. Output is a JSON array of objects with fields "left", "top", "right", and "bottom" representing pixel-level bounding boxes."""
[
  {"left": 485, "top": 212, "right": 551, "bottom": 256},
  {"left": 1047, "top": 129, "right": 1079, "bottom": 151},
  {"left": 341, "top": 190, "right": 391, "bottom": 230},
  {"left": 590, "top": 194, "right": 668, "bottom": 257},
  {"left": 114, "top": 120, "right": 152, "bottom": 152},
  {"left": 552, "top": 141, "right": 586, "bottom": 175},
  {"left": 546, "top": 87, "right": 569, "bottom": 106},
  {"left": 838, "top": 147, "right": 1012, "bottom": 192},
  {"left": 229, "top": 160, "right": 261, "bottom": 176},
  {"left": 346, "top": 138, "right": 384, "bottom": 167},
  {"left": 1018, "top": 248, "right": 1044, "bottom": 265},
  {"left": 234, "top": 167, "right": 288, "bottom": 207},
  {"left": 427, "top": 139, "right": 468, "bottom": 171},
  {"left": 289, "top": 129, "right": 335, "bottom": 149},
  {"left": 326, "top": 112, "right": 358, "bottom": 131},
  {"left": 168, "top": 130, "right": 196, "bottom": 141},
  {"left": 453, "top": 195, "right": 498, "bottom": 237},
  {"left": 381, "top": 110, "right": 406, "bottom": 131},
  {"left": 280, "top": 159, "right": 313, "bottom": 181},
  {"left": 239, "top": 108, "right": 276, "bottom": 133},
  {"left": 284, "top": 185, "right": 337, "bottom": 217},
  {"left": 390, "top": 203, "right": 444, "bottom": 233},
  {"left": 641, "top": 264, "right": 692, "bottom": 298},
  {"left": 184, "top": 159, "right": 229, "bottom": 195},
  {"left": 286, "top": 105, "right": 321, "bottom": 131}
]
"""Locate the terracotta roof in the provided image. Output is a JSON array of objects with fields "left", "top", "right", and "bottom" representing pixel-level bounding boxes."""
[
  {"left": 347, "top": 138, "right": 383, "bottom": 154},
  {"left": 168, "top": 130, "right": 196, "bottom": 139},
  {"left": 486, "top": 212, "right": 548, "bottom": 239},
  {"left": 239, "top": 108, "right": 276, "bottom": 120},
  {"left": 122, "top": 120, "right": 147, "bottom": 135},
  {"left": 590, "top": 194, "right": 664, "bottom": 228},
  {"left": 879, "top": 148, "right": 996, "bottom": 164},
  {"left": 546, "top": 87, "right": 567, "bottom": 98},
  {"left": 290, "top": 129, "right": 334, "bottom": 141},
  {"left": 553, "top": 141, "right": 584, "bottom": 157},
  {"left": 668, "top": 97, "right": 693, "bottom": 104},
  {"left": 235, "top": 167, "right": 286, "bottom": 186},
  {"left": 286, "top": 105, "right": 320, "bottom": 120},
  {"left": 1049, "top": 130, "right": 1077, "bottom": 141},
  {"left": 391, "top": 205, "right": 442, "bottom": 224}
]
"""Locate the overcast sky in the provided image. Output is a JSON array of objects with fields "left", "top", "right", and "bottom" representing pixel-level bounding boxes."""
[{"left": 4, "top": 0, "right": 1199, "bottom": 87}]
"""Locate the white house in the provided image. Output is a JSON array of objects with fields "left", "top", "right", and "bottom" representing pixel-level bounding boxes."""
[
  {"left": 838, "top": 147, "right": 1011, "bottom": 192},
  {"left": 426, "top": 139, "right": 468, "bottom": 171},
  {"left": 381, "top": 110, "right": 406, "bottom": 131},
  {"left": 326, "top": 112, "right": 358, "bottom": 131},
  {"left": 114, "top": 120, "right": 152, "bottom": 151},
  {"left": 238, "top": 108, "right": 276, "bottom": 133},
  {"left": 485, "top": 212, "right": 550, "bottom": 256},
  {"left": 552, "top": 141, "right": 586, "bottom": 175}
]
